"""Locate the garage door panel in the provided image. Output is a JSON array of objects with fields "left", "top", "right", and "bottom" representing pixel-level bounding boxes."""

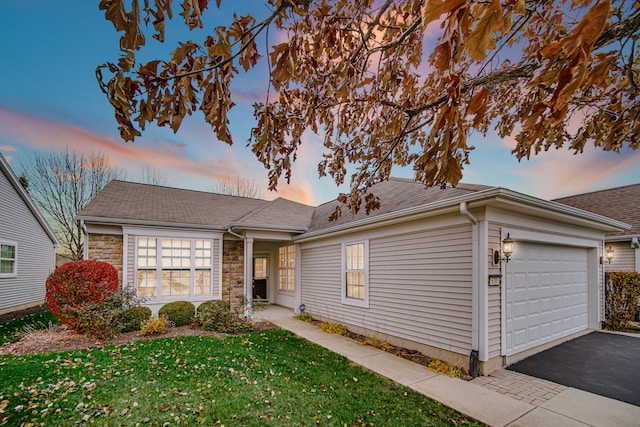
[{"left": 506, "top": 243, "right": 589, "bottom": 355}]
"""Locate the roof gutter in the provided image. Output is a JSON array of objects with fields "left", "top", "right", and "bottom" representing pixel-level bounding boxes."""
[{"left": 459, "top": 201, "right": 478, "bottom": 224}]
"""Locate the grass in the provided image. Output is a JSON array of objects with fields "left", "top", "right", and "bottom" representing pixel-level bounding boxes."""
[
  {"left": 0, "top": 311, "right": 58, "bottom": 346},
  {"left": 0, "top": 329, "right": 479, "bottom": 426}
]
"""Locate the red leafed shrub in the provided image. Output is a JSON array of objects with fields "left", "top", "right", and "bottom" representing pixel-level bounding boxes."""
[{"left": 46, "top": 260, "right": 119, "bottom": 330}]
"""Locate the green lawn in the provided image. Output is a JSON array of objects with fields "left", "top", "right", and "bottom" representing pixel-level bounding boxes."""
[
  {"left": 0, "top": 329, "right": 478, "bottom": 426},
  {"left": 0, "top": 311, "right": 58, "bottom": 346}
]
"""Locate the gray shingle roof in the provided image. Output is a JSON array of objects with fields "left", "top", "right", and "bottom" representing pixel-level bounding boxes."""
[
  {"left": 78, "top": 180, "right": 269, "bottom": 229},
  {"left": 233, "top": 197, "right": 315, "bottom": 231},
  {"left": 307, "top": 178, "right": 495, "bottom": 233},
  {"left": 553, "top": 184, "right": 640, "bottom": 237}
]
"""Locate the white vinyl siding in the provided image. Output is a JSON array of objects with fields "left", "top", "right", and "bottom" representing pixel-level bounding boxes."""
[
  {"left": 0, "top": 168, "right": 56, "bottom": 312},
  {"left": 487, "top": 223, "right": 503, "bottom": 358},
  {"left": 604, "top": 241, "right": 636, "bottom": 272},
  {"left": 301, "top": 223, "right": 473, "bottom": 356}
]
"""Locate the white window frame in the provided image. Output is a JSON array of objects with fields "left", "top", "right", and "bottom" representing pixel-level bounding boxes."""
[
  {"left": 0, "top": 240, "right": 17, "bottom": 278},
  {"left": 134, "top": 235, "right": 215, "bottom": 299},
  {"left": 278, "top": 244, "right": 296, "bottom": 293},
  {"left": 341, "top": 240, "right": 369, "bottom": 308}
]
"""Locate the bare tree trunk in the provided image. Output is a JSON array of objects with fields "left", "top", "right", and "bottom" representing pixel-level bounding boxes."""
[
  {"left": 213, "top": 176, "right": 264, "bottom": 199},
  {"left": 20, "top": 149, "right": 125, "bottom": 260}
]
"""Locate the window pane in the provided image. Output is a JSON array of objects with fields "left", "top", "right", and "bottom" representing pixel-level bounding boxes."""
[
  {"left": 195, "top": 270, "right": 211, "bottom": 295},
  {"left": 162, "top": 239, "right": 190, "bottom": 268},
  {"left": 1, "top": 260, "right": 14, "bottom": 274},
  {"left": 137, "top": 270, "right": 157, "bottom": 297},
  {"left": 1, "top": 244, "right": 15, "bottom": 259},
  {"left": 346, "top": 272, "right": 364, "bottom": 300},
  {"left": 161, "top": 270, "right": 190, "bottom": 296}
]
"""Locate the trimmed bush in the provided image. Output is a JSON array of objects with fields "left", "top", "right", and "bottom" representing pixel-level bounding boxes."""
[
  {"left": 45, "top": 260, "right": 118, "bottom": 330},
  {"left": 198, "top": 300, "right": 231, "bottom": 331},
  {"left": 603, "top": 271, "right": 640, "bottom": 331},
  {"left": 141, "top": 315, "right": 170, "bottom": 335},
  {"left": 158, "top": 301, "right": 195, "bottom": 327},
  {"left": 120, "top": 306, "right": 152, "bottom": 332}
]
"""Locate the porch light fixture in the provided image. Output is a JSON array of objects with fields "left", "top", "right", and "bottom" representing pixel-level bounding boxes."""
[
  {"left": 494, "top": 233, "right": 515, "bottom": 264},
  {"left": 606, "top": 246, "right": 615, "bottom": 264}
]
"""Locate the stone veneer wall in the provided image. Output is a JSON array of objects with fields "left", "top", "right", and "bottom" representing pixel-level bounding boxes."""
[
  {"left": 87, "top": 234, "right": 124, "bottom": 284},
  {"left": 222, "top": 240, "right": 245, "bottom": 307}
]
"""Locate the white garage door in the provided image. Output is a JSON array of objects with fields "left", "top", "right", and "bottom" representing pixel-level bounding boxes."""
[{"left": 506, "top": 243, "right": 589, "bottom": 355}]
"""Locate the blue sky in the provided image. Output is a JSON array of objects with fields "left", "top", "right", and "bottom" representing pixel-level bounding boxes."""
[{"left": 0, "top": 1, "right": 637, "bottom": 206}]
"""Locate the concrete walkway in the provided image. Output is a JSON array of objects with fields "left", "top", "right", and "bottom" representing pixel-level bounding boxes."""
[{"left": 255, "top": 306, "right": 640, "bottom": 427}]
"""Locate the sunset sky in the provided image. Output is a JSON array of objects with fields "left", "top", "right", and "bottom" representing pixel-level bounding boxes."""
[{"left": 1, "top": 1, "right": 637, "bottom": 207}]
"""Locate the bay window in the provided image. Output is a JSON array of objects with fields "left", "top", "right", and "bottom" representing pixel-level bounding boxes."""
[{"left": 136, "top": 237, "right": 213, "bottom": 298}]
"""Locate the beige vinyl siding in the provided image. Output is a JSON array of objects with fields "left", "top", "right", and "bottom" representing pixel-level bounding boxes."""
[
  {"left": 605, "top": 241, "right": 636, "bottom": 272},
  {"left": 126, "top": 234, "right": 135, "bottom": 288},
  {"left": 301, "top": 244, "right": 342, "bottom": 315},
  {"left": 0, "top": 170, "right": 56, "bottom": 312},
  {"left": 301, "top": 224, "right": 474, "bottom": 356},
  {"left": 487, "top": 223, "right": 502, "bottom": 358}
]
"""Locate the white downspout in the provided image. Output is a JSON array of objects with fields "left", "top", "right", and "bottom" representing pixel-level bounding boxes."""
[
  {"left": 80, "top": 219, "right": 89, "bottom": 260},
  {"left": 460, "top": 202, "right": 481, "bottom": 376}
]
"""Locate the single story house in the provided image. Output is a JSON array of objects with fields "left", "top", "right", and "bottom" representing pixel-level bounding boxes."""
[
  {"left": 554, "top": 184, "right": 640, "bottom": 272},
  {"left": 0, "top": 153, "right": 58, "bottom": 315},
  {"left": 78, "top": 179, "right": 628, "bottom": 374}
]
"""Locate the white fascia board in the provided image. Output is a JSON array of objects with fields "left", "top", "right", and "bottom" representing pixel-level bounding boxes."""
[
  {"left": 77, "top": 215, "right": 227, "bottom": 232},
  {"left": 294, "top": 187, "right": 630, "bottom": 243},
  {"left": 228, "top": 223, "right": 308, "bottom": 233}
]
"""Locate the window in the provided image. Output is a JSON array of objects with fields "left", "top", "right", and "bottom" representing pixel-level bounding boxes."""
[
  {"left": 136, "top": 237, "right": 157, "bottom": 297},
  {"left": 0, "top": 241, "right": 17, "bottom": 277},
  {"left": 136, "top": 237, "right": 213, "bottom": 298},
  {"left": 278, "top": 245, "right": 295, "bottom": 292},
  {"left": 342, "top": 241, "right": 369, "bottom": 308}
]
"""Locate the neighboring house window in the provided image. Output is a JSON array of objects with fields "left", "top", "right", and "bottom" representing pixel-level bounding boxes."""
[
  {"left": 342, "top": 241, "right": 369, "bottom": 308},
  {"left": 136, "top": 237, "right": 213, "bottom": 298},
  {"left": 278, "top": 245, "right": 295, "bottom": 292},
  {"left": 0, "top": 241, "right": 17, "bottom": 277}
]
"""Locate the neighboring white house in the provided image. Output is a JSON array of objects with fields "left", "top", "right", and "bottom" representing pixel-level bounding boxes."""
[
  {"left": 554, "top": 184, "right": 640, "bottom": 272},
  {"left": 0, "top": 153, "right": 58, "bottom": 315},
  {"left": 78, "top": 178, "right": 628, "bottom": 375}
]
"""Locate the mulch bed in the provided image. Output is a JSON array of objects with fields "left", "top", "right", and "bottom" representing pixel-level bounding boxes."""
[
  {"left": 0, "top": 304, "right": 49, "bottom": 323},
  {"left": 0, "top": 320, "right": 278, "bottom": 356}
]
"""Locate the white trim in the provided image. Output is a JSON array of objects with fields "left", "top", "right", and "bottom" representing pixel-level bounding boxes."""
[
  {"left": 0, "top": 240, "right": 18, "bottom": 278},
  {"left": 477, "top": 220, "right": 489, "bottom": 362},
  {"left": 122, "top": 233, "right": 129, "bottom": 287},
  {"left": 123, "top": 226, "right": 222, "bottom": 240},
  {"left": 501, "top": 227, "right": 599, "bottom": 249},
  {"left": 341, "top": 240, "right": 370, "bottom": 309},
  {"left": 132, "top": 235, "right": 217, "bottom": 301},
  {"left": 218, "top": 238, "right": 223, "bottom": 300}
]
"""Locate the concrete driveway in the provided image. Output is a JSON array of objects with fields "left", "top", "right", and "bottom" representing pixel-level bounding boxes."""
[{"left": 507, "top": 331, "right": 640, "bottom": 407}]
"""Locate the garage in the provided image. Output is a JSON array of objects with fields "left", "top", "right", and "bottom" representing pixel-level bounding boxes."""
[{"left": 505, "top": 242, "right": 589, "bottom": 355}]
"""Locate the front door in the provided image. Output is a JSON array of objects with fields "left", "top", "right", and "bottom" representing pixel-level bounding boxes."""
[{"left": 252, "top": 256, "right": 268, "bottom": 300}]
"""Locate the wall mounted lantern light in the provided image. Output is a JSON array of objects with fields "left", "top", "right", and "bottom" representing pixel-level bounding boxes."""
[
  {"left": 605, "top": 246, "right": 615, "bottom": 264},
  {"left": 494, "top": 233, "right": 515, "bottom": 264}
]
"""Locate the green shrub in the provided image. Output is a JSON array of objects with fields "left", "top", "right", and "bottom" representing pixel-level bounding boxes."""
[
  {"left": 140, "top": 315, "right": 170, "bottom": 335},
  {"left": 120, "top": 306, "right": 152, "bottom": 332},
  {"left": 603, "top": 271, "right": 640, "bottom": 331},
  {"left": 197, "top": 300, "right": 255, "bottom": 334},
  {"left": 198, "top": 300, "right": 231, "bottom": 331},
  {"left": 73, "top": 288, "right": 144, "bottom": 340},
  {"left": 158, "top": 301, "right": 195, "bottom": 327},
  {"left": 197, "top": 300, "right": 229, "bottom": 315}
]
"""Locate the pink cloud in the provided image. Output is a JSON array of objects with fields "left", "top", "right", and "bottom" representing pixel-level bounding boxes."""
[
  {"left": 0, "top": 107, "right": 245, "bottom": 183},
  {"left": 514, "top": 146, "right": 640, "bottom": 199},
  {"left": 0, "top": 145, "right": 16, "bottom": 152}
]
